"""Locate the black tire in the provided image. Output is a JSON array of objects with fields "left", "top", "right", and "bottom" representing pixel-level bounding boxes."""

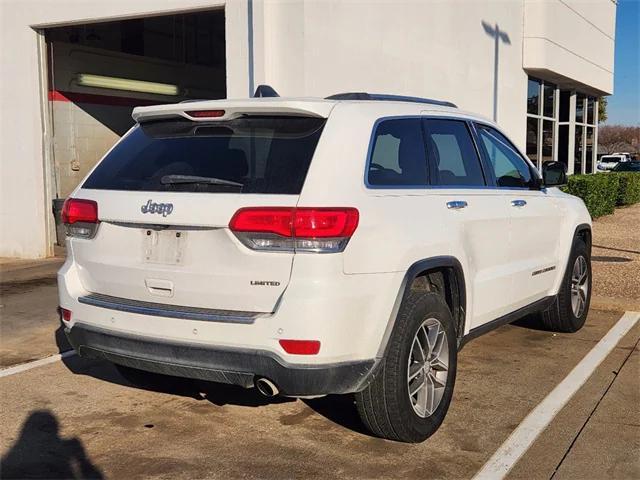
[
  {"left": 355, "top": 291, "right": 458, "bottom": 443},
  {"left": 542, "top": 237, "right": 591, "bottom": 333}
]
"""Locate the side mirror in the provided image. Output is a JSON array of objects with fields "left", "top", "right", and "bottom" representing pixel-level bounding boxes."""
[{"left": 542, "top": 161, "right": 567, "bottom": 187}]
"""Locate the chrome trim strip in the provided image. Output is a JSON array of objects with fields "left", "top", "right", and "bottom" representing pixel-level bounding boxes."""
[
  {"left": 107, "top": 221, "right": 218, "bottom": 231},
  {"left": 78, "top": 293, "right": 263, "bottom": 324}
]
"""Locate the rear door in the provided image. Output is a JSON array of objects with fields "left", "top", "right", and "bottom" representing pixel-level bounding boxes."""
[
  {"left": 422, "top": 118, "right": 513, "bottom": 328},
  {"left": 71, "top": 115, "right": 326, "bottom": 313},
  {"left": 474, "top": 123, "right": 563, "bottom": 307}
]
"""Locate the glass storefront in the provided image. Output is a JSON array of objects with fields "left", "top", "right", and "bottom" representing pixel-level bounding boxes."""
[{"left": 526, "top": 77, "right": 598, "bottom": 175}]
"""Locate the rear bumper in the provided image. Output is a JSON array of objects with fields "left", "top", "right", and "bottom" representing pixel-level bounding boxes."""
[{"left": 65, "top": 323, "right": 376, "bottom": 396}]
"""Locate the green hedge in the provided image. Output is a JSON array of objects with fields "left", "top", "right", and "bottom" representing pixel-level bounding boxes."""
[
  {"left": 562, "top": 172, "right": 640, "bottom": 218},
  {"left": 616, "top": 172, "right": 640, "bottom": 206},
  {"left": 563, "top": 174, "right": 619, "bottom": 218}
]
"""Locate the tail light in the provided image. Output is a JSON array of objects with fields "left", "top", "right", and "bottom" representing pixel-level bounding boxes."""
[
  {"left": 229, "top": 207, "right": 359, "bottom": 253},
  {"left": 61, "top": 198, "right": 99, "bottom": 239}
]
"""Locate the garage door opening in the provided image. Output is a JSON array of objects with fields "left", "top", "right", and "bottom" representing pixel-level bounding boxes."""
[{"left": 45, "top": 9, "right": 226, "bottom": 244}]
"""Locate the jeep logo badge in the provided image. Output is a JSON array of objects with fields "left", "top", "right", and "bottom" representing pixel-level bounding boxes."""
[{"left": 141, "top": 200, "right": 174, "bottom": 217}]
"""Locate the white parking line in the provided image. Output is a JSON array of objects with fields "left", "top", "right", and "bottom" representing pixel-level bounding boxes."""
[
  {"left": 0, "top": 350, "right": 76, "bottom": 378},
  {"left": 473, "top": 311, "right": 640, "bottom": 480}
]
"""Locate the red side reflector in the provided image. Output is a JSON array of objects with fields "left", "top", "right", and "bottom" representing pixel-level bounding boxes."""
[
  {"left": 279, "top": 339, "right": 321, "bottom": 355},
  {"left": 61, "top": 199, "right": 98, "bottom": 224},
  {"left": 229, "top": 207, "right": 359, "bottom": 238},
  {"left": 60, "top": 307, "right": 72, "bottom": 322},
  {"left": 185, "top": 110, "right": 225, "bottom": 118}
]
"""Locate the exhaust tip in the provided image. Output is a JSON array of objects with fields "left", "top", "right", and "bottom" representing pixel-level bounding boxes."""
[{"left": 255, "top": 377, "right": 279, "bottom": 397}]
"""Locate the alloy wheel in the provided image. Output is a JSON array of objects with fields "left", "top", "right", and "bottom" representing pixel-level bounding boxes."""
[
  {"left": 571, "top": 255, "right": 589, "bottom": 318},
  {"left": 407, "top": 318, "right": 449, "bottom": 418}
]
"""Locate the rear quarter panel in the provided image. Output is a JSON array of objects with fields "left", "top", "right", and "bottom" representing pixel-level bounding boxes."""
[{"left": 297, "top": 104, "right": 478, "bottom": 334}]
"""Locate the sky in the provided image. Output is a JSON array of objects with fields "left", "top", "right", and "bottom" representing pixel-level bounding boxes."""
[{"left": 606, "top": 0, "right": 640, "bottom": 125}]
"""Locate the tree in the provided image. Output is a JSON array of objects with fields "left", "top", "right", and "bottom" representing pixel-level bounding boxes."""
[
  {"left": 598, "top": 97, "right": 608, "bottom": 123},
  {"left": 598, "top": 125, "right": 640, "bottom": 154}
]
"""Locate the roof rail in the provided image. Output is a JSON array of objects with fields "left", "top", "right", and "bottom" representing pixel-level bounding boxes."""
[{"left": 325, "top": 92, "right": 457, "bottom": 108}]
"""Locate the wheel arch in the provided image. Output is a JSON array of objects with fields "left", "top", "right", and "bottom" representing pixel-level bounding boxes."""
[
  {"left": 375, "top": 256, "right": 467, "bottom": 359},
  {"left": 551, "top": 222, "right": 592, "bottom": 298},
  {"left": 574, "top": 223, "right": 592, "bottom": 251}
]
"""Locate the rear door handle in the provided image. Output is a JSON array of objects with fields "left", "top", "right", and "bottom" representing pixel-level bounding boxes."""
[
  {"left": 446, "top": 200, "right": 468, "bottom": 210},
  {"left": 511, "top": 199, "right": 527, "bottom": 208}
]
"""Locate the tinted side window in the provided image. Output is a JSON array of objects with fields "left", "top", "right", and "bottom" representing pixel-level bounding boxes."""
[
  {"left": 423, "top": 119, "right": 485, "bottom": 186},
  {"left": 368, "top": 118, "right": 428, "bottom": 186},
  {"left": 476, "top": 125, "right": 535, "bottom": 188}
]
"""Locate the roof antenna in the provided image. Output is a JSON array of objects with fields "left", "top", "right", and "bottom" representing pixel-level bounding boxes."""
[{"left": 253, "top": 85, "right": 279, "bottom": 98}]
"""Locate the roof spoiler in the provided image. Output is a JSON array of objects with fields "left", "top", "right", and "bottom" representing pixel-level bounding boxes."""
[{"left": 326, "top": 92, "right": 457, "bottom": 108}]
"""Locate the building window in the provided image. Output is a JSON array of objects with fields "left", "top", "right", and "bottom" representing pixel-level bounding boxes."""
[
  {"left": 527, "top": 79, "right": 540, "bottom": 115},
  {"left": 526, "top": 117, "right": 539, "bottom": 165},
  {"left": 542, "top": 120, "right": 554, "bottom": 164},
  {"left": 574, "top": 96, "right": 598, "bottom": 174},
  {"left": 557, "top": 90, "right": 572, "bottom": 171},
  {"left": 575, "top": 125, "right": 584, "bottom": 174},
  {"left": 525, "top": 78, "right": 557, "bottom": 170},
  {"left": 526, "top": 78, "right": 598, "bottom": 175},
  {"left": 586, "top": 127, "right": 594, "bottom": 173}
]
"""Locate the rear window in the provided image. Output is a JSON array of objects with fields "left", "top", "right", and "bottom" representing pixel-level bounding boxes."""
[
  {"left": 83, "top": 116, "right": 326, "bottom": 194},
  {"left": 367, "top": 118, "right": 428, "bottom": 186}
]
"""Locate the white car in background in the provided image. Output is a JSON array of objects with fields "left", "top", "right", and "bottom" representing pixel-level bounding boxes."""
[
  {"left": 612, "top": 152, "right": 633, "bottom": 161},
  {"left": 58, "top": 90, "right": 593, "bottom": 443},
  {"left": 597, "top": 154, "right": 626, "bottom": 171}
]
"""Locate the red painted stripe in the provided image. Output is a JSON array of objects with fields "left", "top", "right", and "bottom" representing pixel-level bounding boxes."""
[{"left": 48, "top": 90, "right": 168, "bottom": 107}]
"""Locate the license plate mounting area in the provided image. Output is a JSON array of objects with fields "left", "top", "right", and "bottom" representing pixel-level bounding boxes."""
[{"left": 143, "top": 229, "right": 186, "bottom": 265}]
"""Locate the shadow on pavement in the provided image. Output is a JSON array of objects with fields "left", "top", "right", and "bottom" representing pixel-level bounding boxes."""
[
  {"left": 54, "top": 321, "right": 72, "bottom": 354},
  {"left": 512, "top": 312, "right": 549, "bottom": 332},
  {"left": 58, "top": 353, "right": 372, "bottom": 435},
  {"left": 304, "top": 394, "right": 370, "bottom": 436},
  {"left": 1, "top": 410, "right": 103, "bottom": 479},
  {"left": 59, "top": 352, "right": 294, "bottom": 407}
]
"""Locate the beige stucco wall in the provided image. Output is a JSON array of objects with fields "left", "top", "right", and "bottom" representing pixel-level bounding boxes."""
[
  {"left": 523, "top": 0, "right": 616, "bottom": 94},
  {"left": 257, "top": 0, "right": 529, "bottom": 143}
]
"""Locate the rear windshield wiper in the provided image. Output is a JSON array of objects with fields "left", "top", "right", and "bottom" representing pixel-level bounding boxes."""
[{"left": 160, "top": 175, "right": 243, "bottom": 187}]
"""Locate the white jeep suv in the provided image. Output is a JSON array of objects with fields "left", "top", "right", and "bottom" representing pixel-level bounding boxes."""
[{"left": 58, "top": 92, "right": 592, "bottom": 443}]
